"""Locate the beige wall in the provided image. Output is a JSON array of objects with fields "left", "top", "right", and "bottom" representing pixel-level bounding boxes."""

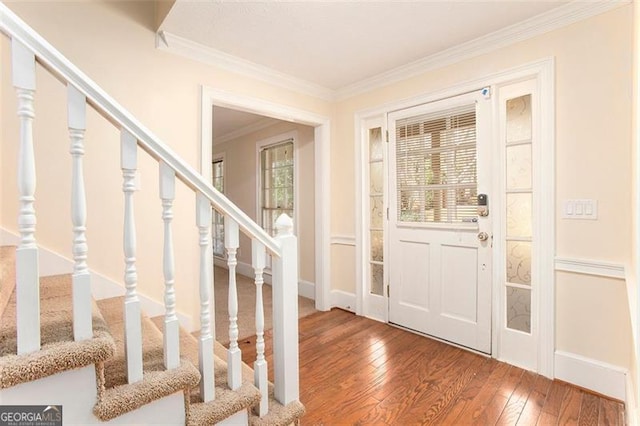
[
  {"left": 631, "top": 0, "right": 640, "bottom": 409},
  {"left": 213, "top": 121, "right": 315, "bottom": 284},
  {"left": 330, "top": 6, "right": 634, "bottom": 368},
  {"left": 0, "top": 1, "right": 331, "bottom": 324}
]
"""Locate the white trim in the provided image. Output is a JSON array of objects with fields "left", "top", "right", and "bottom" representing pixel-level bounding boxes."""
[
  {"left": 215, "top": 117, "right": 278, "bottom": 145},
  {"left": 214, "top": 257, "right": 316, "bottom": 300},
  {"left": 200, "top": 86, "right": 331, "bottom": 311},
  {"left": 627, "top": 371, "right": 638, "bottom": 426},
  {"left": 330, "top": 290, "right": 356, "bottom": 312},
  {"left": 330, "top": 235, "right": 356, "bottom": 246},
  {"left": 555, "top": 257, "right": 626, "bottom": 279},
  {"left": 298, "top": 280, "right": 315, "bottom": 300},
  {"left": 157, "top": 31, "right": 334, "bottom": 101},
  {"left": 335, "top": 0, "right": 628, "bottom": 100},
  {"left": 0, "top": 228, "right": 195, "bottom": 331},
  {"left": 554, "top": 350, "right": 627, "bottom": 401}
]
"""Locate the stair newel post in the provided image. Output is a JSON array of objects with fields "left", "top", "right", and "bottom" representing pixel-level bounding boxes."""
[
  {"left": 252, "top": 239, "right": 269, "bottom": 416},
  {"left": 196, "top": 193, "right": 215, "bottom": 402},
  {"left": 160, "top": 162, "right": 180, "bottom": 370},
  {"left": 12, "top": 40, "right": 40, "bottom": 355},
  {"left": 121, "top": 129, "right": 143, "bottom": 383},
  {"left": 68, "top": 84, "right": 93, "bottom": 342},
  {"left": 272, "top": 214, "right": 300, "bottom": 405},
  {"left": 225, "top": 216, "right": 242, "bottom": 390}
]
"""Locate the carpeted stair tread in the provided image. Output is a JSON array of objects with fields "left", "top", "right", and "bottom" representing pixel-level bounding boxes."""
[
  {"left": 94, "top": 297, "right": 200, "bottom": 421},
  {"left": 0, "top": 246, "right": 17, "bottom": 319},
  {"left": 0, "top": 273, "right": 116, "bottom": 389},
  {"left": 249, "top": 384, "right": 306, "bottom": 426},
  {"left": 93, "top": 359, "right": 200, "bottom": 421},
  {"left": 149, "top": 316, "right": 263, "bottom": 425}
]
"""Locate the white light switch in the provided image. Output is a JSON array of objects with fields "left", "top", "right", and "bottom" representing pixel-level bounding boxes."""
[{"left": 562, "top": 199, "right": 597, "bottom": 220}]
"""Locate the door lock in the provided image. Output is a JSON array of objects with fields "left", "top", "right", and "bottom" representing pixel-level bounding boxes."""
[{"left": 477, "top": 232, "right": 489, "bottom": 242}]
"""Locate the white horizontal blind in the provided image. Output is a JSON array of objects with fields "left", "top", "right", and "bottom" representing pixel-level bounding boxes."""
[{"left": 395, "top": 103, "right": 477, "bottom": 224}]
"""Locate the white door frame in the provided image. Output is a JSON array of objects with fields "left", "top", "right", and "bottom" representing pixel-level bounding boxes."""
[
  {"left": 355, "top": 58, "right": 555, "bottom": 377},
  {"left": 200, "top": 86, "right": 331, "bottom": 311}
]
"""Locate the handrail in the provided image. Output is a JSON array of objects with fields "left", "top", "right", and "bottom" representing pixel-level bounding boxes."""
[{"left": 0, "top": 3, "right": 281, "bottom": 257}]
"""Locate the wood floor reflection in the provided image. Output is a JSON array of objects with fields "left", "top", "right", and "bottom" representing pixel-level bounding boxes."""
[{"left": 238, "top": 308, "right": 624, "bottom": 425}]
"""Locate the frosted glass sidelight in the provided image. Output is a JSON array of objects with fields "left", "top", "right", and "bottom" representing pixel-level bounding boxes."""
[
  {"left": 506, "top": 95, "right": 532, "bottom": 142},
  {"left": 506, "top": 193, "right": 532, "bottom": 238},
  {"left": 506, "top": 241, "right": 531, "bottom": 286},
  {"left": 506, "top": 287, "right": 531, "bottom": 333},
  {"left": 369, "top": 127, "right": 383, "bottom": 162},
  {"left": 506, "top": 144, "right": 532, "bottom": 190},
  {"left": 371, "top": 263, "right": 384, "bottom": 296},
  {"left": 371, "top": 230, "right": 383, "bottom": 262},
  {"left": 370, "top": 195, "right": 384, "bottom": 229},
  {"left": 370, "top": 162, "right": 384, "bottom": 194}
]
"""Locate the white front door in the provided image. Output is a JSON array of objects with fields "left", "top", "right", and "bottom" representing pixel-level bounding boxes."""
[{"left": 388, "top": 91, "right": 493, "bottom": 353}]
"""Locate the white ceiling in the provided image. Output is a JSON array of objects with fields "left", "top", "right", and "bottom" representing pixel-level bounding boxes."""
[
  {"left": 213, "top": 106, "right": 282, "bottom": 144},
  {"left": 160, "top": 0, "right": 570, "bottom": 91}
]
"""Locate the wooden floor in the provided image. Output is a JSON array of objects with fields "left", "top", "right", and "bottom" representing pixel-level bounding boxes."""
[{"left": 239, "top": 309, "right": 625, "bottom": 425}]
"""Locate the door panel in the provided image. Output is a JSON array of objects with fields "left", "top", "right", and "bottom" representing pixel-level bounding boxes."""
[{"left": 388, "top": 90, "right": 492, "bottom": 354}]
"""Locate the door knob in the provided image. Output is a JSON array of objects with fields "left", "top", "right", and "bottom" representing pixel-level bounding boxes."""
[{"left": 477, "top": 232, "right": 489, "bottom": 241}]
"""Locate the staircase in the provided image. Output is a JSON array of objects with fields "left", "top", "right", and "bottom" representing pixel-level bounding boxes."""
[{"left": 0, "top": 3, "right": 304, "bottom": 424}]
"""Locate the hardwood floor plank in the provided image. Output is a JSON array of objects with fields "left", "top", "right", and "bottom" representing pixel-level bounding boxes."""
[
  {"left": 542, "top": 381, "right": 570, "bottom": 417},
  {"left": 435, "top": 357, "right": 497, "bottom": 424},
  {"left": 496, "top": 370, "right": 537, "bottom": 425},
  {"left": 236, "top": 309, "right": 624, "bottom": 426},
  {"left": 578, "top": 392, "right": 600, "bottom": 426},
  {"left": 598, "top": 397, "right": 625, "bottom": 425},
  {"left": 454, "top": 361, "right": 511, "bottom": 424},
  {"left": 517, "top": 375, "right": 552, "bottom": 425},
  {"left": 557, "top": 386, "right": 583, "bottom": 425}
]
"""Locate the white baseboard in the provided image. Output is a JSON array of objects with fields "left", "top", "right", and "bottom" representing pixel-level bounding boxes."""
[
  {"left": 298, "top": 279, "right": 315, "bottom": 300},
  {"left": 554, "top": 350, "right": 627, "bottom": 401},
  {"left": 215, "top": 257, "right": 316, "bottom": 300},
  {"left": 330, "top": 290, "right": 356, "bottom": 312},
  {"left": 0, "top": 228, "right": 194, "bottom": 331}
]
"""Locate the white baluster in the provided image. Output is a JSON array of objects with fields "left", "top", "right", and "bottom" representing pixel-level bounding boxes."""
[
  {"left": 225, "top": 217, "right": 241, "bottom": 390},
  {"left": 121, "top": 130, "right": 143, "bottom": 383},
  {"left": 252, "top": 239, "right": 268, "bottom": 416},
  {"left": 272, "top": 214, "right": 299, "bottom": 405},
  {"left": 68, "top": 84, "right": 92, "bottom": 341},
  {"left": 160, "top": 162, "right": 179, "bottom": 369},
  {"left": 12, "top": 40, "right": 40, "bottom": 355},
  {"left": 196, "top": 194, "right": 214, "bottom": 402}
]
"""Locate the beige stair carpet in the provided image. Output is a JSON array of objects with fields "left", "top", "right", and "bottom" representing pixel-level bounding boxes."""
[
  {"left": 214, "top": 266, "right": 316, "bottom": 345},
  {"left": 0, "top": 260, "right": 116, "bottom": 389},
  {"left": 94, "top": 296, "right": 200, "bottom": 421}
]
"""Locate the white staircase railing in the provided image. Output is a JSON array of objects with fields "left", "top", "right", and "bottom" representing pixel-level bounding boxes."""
[{"left": 0, "top": 2, "right": 300, "bottom": 414}]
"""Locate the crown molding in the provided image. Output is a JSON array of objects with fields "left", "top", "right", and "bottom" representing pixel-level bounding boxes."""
[
  {"left": 214, "top": 117, "right": 279, "bottom": 145},
  {"left": 156, "top": 31, "right": 335, "bottom": 101},
  {"left": 334, "top": 0, "right": 630, "bottom": 101},
  {"left": 157, "top": 0, "right": 629, "bottom": 103}
]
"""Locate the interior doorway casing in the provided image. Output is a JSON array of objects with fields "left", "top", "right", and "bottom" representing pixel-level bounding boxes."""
[
  {"left": 355, "top": 58, "right": 555, "bottom": 377},
  {"left": 200, "top": 87, "right": 331, "bottom": 311}
]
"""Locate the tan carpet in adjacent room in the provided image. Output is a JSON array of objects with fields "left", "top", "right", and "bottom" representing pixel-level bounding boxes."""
[{"left": 214, "top": 267, "right": 316, "bottom": 346}]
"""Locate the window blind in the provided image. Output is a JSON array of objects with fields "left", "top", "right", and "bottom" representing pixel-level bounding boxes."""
[{"left": 395, "top": 103, "right": 477, "bottom": 224}]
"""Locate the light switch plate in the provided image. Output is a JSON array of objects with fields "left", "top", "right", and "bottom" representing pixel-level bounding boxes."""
[{"left": 562, "top": 199, "right": 597, "bottom": 220}]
